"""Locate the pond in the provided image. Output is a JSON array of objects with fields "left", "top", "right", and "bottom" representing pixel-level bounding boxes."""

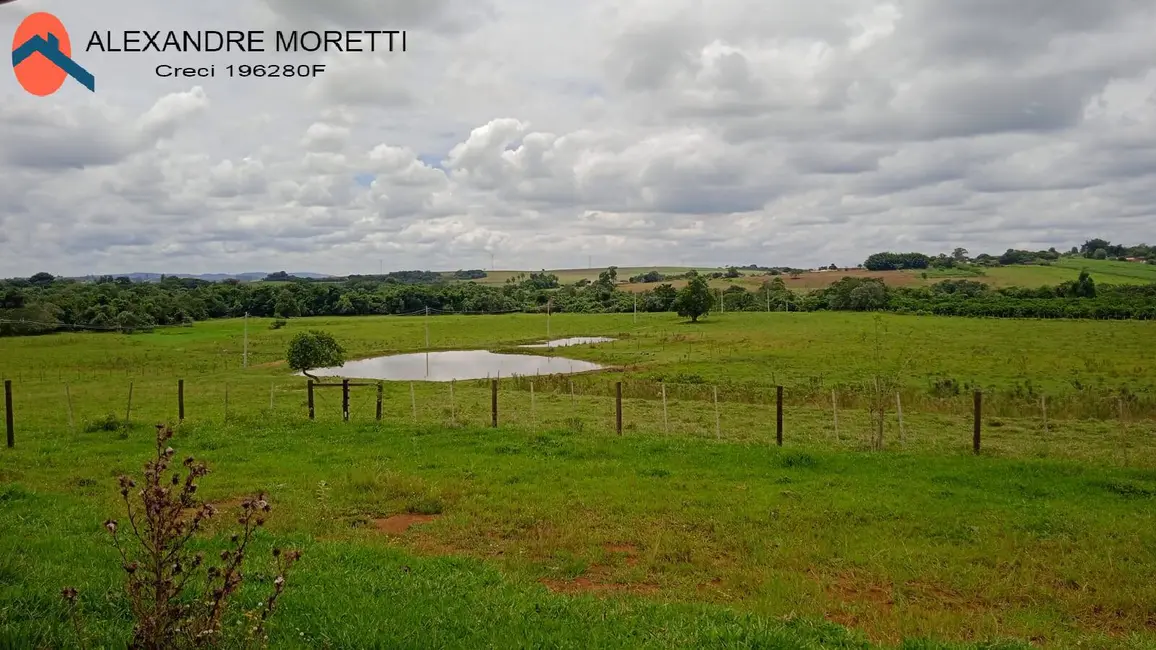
[
  {"left": 304, "top": 350, "right": 606, "bottom": 382},
  {"left": 518, "top": 336, "right": 617, "bottom": 348}
]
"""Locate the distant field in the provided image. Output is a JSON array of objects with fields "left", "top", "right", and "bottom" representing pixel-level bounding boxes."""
[
  {"left": 617, "top": 259, "right": 1156, "bottom": 293},
  {"left": 257, "top": 259, "right": 1154, "bottom": 293},
  {"left": 984, "top": 258, "right": 1156, "bottom": 287},
  {"left": 456, "top": 267, "right": 754, "bottom": 286}
]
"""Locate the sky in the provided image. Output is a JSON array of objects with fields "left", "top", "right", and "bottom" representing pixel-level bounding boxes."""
[{"left": 1, "top": 0, "right": 1154, "bottom": 277}]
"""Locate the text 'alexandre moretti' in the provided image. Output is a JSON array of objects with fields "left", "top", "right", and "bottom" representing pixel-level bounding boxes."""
[{"left": 84, "top": 30, "right": 406, "bottom": 53}]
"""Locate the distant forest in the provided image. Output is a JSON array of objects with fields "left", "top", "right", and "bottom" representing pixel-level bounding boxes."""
[{"left": 2, "top": 239, "right": 1154, "bottom": 336}]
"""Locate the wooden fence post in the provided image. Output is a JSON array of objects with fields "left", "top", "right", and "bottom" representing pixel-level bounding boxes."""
[
  {"left": 661, "top": 382, "right": 668, "bottom": 434},
  {"left": 178, "top": 379, "right": 185, "bottom": 421},
  {"left": 616, "top": 381, "right": 623, "bottom": 435},
  {"left": 896, "top": 392, "right": 905, "bottom": 446},
  {"left": 342, "top": 379, "right": 350, "bottom": 422},
  {"left": 776, "top": 386, "right": 784, "bottom": 447},
  {"left": 4, "top": 380, "right": 13, "bottom": 448},
  {"left": 831, "top": 388, "right": 838, "bottom": 440},
  {"left": 376, "top": 382, "right": 383, "bottom": 421},
  {"left": 491, "top": 379, "right": 498, "bottom": 427},
  {"left": 307, "top": 380, "right": 315, "bottom": 420},
  {"left": 449, "top": 380, "right": 456, "bottom": 426},
  {"left": 65, "top": 385, "right": 74, "bottom": 433},
  {"left": 125, "top": 381, "right": 134, "bottom": 426},
  {"left": 713, "top": 386, "right": 720, "bottom": 438},
  {"left": 973, "top": 391, "right": 982, "bottom": 454}
]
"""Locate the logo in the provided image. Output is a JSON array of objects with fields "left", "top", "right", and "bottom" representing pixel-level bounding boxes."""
[{"left": 11, "top": 12, "right": 94, "bottom": 95}]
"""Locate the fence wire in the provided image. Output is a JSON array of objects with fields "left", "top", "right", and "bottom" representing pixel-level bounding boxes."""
[{"left": 2, "top": 374, "right": 1154, "bottom": 467}]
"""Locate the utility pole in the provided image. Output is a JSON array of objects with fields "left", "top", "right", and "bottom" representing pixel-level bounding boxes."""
[
  {"left": 424, "top": 306, "right": 430, "bottom": 348},
  {"left": 718, "top": 289, "right": 724, "bottom": 314},
  {"left": 766, "top": 290, "right": 770, "bottom": 312},
  {"left": 490, "top": 252, "right": 494, "bottom": 270},
  {"left": 547, "top": 297, "right": 552, "bottom": 338},
  {"left": 243, "top": 312, "right": 248, "bottom": 368}
]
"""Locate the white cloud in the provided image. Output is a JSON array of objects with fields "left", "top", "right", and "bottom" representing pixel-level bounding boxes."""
[{"left": 2, "top": 0, "right": 1155, "bottom": 276}]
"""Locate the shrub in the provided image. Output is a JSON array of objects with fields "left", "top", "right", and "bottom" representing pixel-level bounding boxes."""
[
  {"left": 84, "top": 413, "right": 126, "bottom": 433},
  {"left": 269, "top": 318, "right": 288, "bottom": 330},
  {"left": 63, "top": 424, "right": 301, "bottom": 649}
]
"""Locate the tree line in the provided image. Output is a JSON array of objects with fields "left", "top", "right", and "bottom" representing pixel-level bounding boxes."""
[
  {"left": 864, "top": 239, "right": 1156, "bottom": 271},
  {"left": 2, "top": 263, "right": 1155, "bottom": 336}
]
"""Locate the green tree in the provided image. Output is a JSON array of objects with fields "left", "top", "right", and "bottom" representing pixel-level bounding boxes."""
[
  {"left": 672, "top": 272, "right": 714, "bottom": 322},
  {"left": 28, "top": 272, "right": 55, "bottom": 287},
  {"left": 1081, "top": 239, "right": 1112, "bottom": 258},
  {"left": 273, "top": 288, "right": 301, "bottom": 318},
  {"left": 848, "top": 283, "right": 888, "bottom": 310},
  {"left": 115, "top": 310, "right": 155, "bottom": 334},
  {"left": 287, "top": 330, "right": 345, "bottom": 381},
  {"left": 1093, "top": 248, "right": 1108, "bottom": 260},
  {"left": 1072, "top": 270, "right": 1097, "bottom": 298},
  {"left": 648, "top": 283, "right": 677, "bottom": 311}
]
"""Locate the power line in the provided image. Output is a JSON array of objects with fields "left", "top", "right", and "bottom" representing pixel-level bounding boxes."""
[{"left": 0, "top": 318, "right": 125, "bottom": 331}]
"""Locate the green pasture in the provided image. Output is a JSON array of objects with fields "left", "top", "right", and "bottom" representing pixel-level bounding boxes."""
[{"left": 2, "top": 312, "right": 1155, "bottom": 648}]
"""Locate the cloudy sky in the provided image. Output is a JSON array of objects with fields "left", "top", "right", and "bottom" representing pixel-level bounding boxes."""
[{"left": 2, "top": 0, "right": 1154, "bottom": 277}]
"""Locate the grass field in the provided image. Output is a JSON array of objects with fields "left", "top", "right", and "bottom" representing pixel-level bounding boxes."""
[
  {"left": 267, "top": 259, "right": 1155, "bottom": 293},
  {"left": 457, "top": 267, "right": 754, "bottom": 286},
  {"left": 2, "top": 313, "right": 1155, "bottom": 648},
  {"left": 614, "top": 259, "right": 1156, "bottom": 293}
]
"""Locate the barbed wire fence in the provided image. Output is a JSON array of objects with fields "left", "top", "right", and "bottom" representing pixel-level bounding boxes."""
[{"left": 2, "top": 371, "right": 1153, "bottom": 467}]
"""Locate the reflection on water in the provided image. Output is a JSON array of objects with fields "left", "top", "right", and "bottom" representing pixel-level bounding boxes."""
[
  {"left": 304, "top": 350, "right": 605, "bottom": 382},
  {"left": 519, "top": 337, "right": 617, "bottom": 348}
]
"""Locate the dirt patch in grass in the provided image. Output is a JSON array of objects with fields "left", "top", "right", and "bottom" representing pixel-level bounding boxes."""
[
  {"left": 1072, "top": 603, "right": 1156, "bottom": 637},
  {"left": 373, "top": 514, "right": 440, "bottom": 535},
  {"left": 826, "top": 572, "right": 895, "bottom": 611},
  {"left": 603, "top": 542, "right": 639, "bottom": 566},
  {"left": 819, "top": 571, "right": 899, "bottom": 644},
  {"left": 696, "top": 577, "right": 723, "bottom": 593},
  {"left": 251, "top": 360, "right": 286, "bottom": 369},
  {"left": 540, "top": 565, "right": 658, "bottom": 596}
]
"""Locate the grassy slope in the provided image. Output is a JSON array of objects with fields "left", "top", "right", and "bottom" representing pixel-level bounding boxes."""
[
  {"left": 459, "top": 267, "right": 750, "bottom": 286},
  {"left": 452, "top": 259, "right": 1153, "bottom": 292},
  {"left": 3, "top": 313, "right": 1156, "bottom": 648},
  {"left": 5, "top": 419, "right": 1154, "bottom": 648},
  {"left": 261, "top": 259, "right": 1155, "bottom": 292},
  {"left": 4, "top": 312, "right": 1153, "bottom": 395}
]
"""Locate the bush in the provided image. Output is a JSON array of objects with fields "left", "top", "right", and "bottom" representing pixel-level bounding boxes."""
[
  {"left": 83, "top": 413, "right": 126, "bottom": 433},
  {"left": 63, "top": 424, "right": 301, "bottom": 648},
  {"left": 269, "top": 318, "right": 288, "bottom": 330}
]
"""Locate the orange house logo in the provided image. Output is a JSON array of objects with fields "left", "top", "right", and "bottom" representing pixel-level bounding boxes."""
[{"left": 11, "top": 12, "right": 95, "bottom": 95}]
